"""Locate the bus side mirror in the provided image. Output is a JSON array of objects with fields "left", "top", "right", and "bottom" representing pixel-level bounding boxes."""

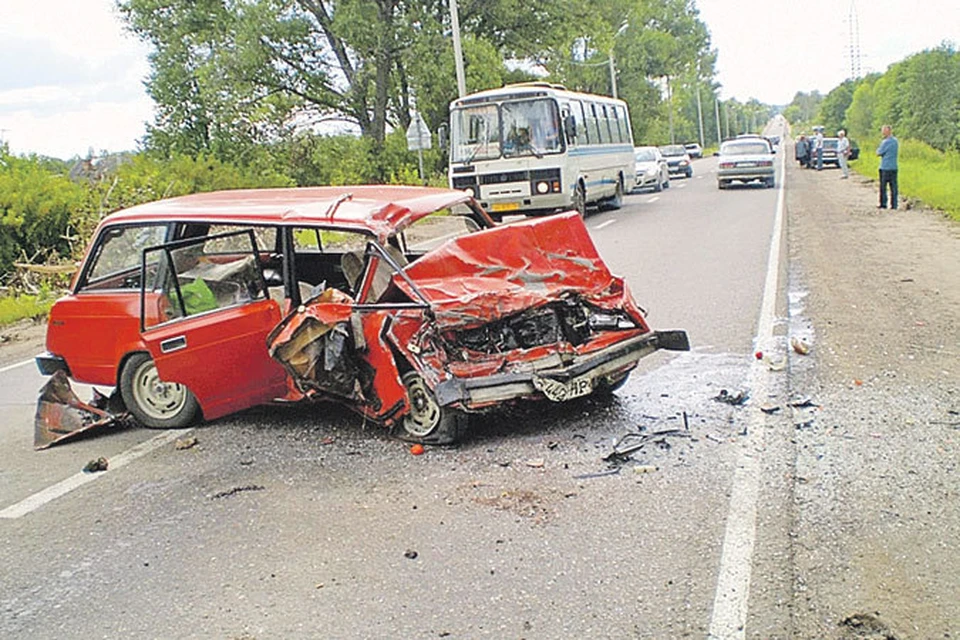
[{"left": 564, "top": 115, "right": 577, "bottom": 141}]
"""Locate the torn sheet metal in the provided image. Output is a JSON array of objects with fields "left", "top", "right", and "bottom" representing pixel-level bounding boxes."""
[
  {"left": 34, "top": 370, "right": 122, "bottom": 449},
  {"left": 396, "top": 212, "right": 630, "bottom": 329}
]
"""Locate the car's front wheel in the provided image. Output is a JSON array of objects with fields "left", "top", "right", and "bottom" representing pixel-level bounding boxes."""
[
  {"left": 572, "top": 182, "right": 587, "bottom": 217},
  {"left": 120, "top": 353, "right": 199, "bottom": 429},
  {"left": 401, "top": 372, "right": 466, "bottom": 445}
]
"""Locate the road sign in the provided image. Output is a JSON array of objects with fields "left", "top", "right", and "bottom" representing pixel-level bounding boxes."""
[{"left": 406, "top": 113, "right": 432, "bottom": 151}]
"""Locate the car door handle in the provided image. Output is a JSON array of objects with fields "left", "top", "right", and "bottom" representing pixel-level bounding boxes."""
[{"left": 160, "top": 336, "right": 187, "bottom": 353}]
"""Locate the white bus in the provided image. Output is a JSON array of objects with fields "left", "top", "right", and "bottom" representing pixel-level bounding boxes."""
[{"left": 448, "top": 82, "right": 635, "bottom": 218}]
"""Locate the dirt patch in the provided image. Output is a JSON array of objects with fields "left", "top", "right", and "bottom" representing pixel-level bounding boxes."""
[
  {"left": 785, "top": 146, "right": 960, "bottom": 638},
  {"left": 0, "top": 318, "right": 48, "bottom": 368}
]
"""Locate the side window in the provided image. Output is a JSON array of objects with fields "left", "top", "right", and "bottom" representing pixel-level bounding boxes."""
[
  {"left": 80, "top": 224, "right": 168, "bottom": 292},
  {"left": 400, "top": 205, "right": 481, "bottom": 255},
  {"left": 610, "top": 106, "right": 623, "bottom": 143},
  {"left": 143, "top": 230, "right": 266, "bottom": 329},
  {"left": 573, "top": 100, "right": 589, "bottom": 145},
  {"left": 617, "top": 105, "right": 632, "bottom": 143},
  {"left": 599, "top": 105, "right": 612, "bottom": 144}
]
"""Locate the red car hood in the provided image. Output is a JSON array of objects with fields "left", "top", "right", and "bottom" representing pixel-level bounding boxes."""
[{"left": 398, "top": 212, "right": 635, "bottom": 328}]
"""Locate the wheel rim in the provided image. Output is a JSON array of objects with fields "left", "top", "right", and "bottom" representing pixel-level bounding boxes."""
[
  {"left": 573, "top": 184, "right": 586, "bottom": 216},
  {"left": 131, "top": 359, "right": 188, "bottom": 421},
  {"left": 402, "top": 373, "right": 441, "bottom": 437}
]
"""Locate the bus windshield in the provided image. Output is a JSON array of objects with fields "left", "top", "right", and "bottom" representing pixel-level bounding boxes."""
[{"left": 451, "top": 98, "right": 561, "bottom": 163}]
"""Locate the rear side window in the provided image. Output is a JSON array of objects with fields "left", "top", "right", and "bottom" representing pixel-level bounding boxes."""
[{"left": 80, "top": 224, "right": 168, "bottom": 291}]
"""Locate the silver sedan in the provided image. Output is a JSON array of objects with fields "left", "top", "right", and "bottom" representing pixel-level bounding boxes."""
[
  {"left": 716, "top": 139, "right": 775, "bottom": 189},
  {"left": 633, "top": 146, "right": 670, "bottom": 192}
]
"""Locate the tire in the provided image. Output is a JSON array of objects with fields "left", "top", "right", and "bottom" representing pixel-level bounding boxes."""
[
  {"left": 718, "top": 180, "right": 727, "bottom": 190},
  {"left": 572, "top": 182, "right": 587, "bottom": 217},
  {"left": 593, "top": 371, "right": 631, "bottom": 395},
  {"left": 401, "top": 372, "right": 466, "bottom": 445},
  {"left": 600, "top": 177, "right": 624, "bottom": 211},
  {"left": 664, "top": 177, "right": 670, "bottom": 189},
  {"left": 120, "top": 353, "right": 199, "bottom": 429},
  {"left": 766, "top": 177, "right": 776, "bottom": 188},
  {"left": 686, "top": 169, "right": 693, "bottom": 179}
]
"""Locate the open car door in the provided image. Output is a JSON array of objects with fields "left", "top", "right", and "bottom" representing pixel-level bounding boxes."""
[{"left": 137, "top": 229, "right": 288, "bottom": 423}]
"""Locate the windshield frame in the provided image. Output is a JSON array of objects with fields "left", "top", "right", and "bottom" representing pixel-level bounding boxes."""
[{"left": 450, "top": 97, "right": 564, "bottom": 163}]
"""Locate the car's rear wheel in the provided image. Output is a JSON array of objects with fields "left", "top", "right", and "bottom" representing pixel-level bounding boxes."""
[
  {"left": 120, "top": 353, "right": 199, "bottom": 429},
  {"left": 401, "top": 372, "right": 466, "bottom": 445},
  {"left": 718, "top": 180, "right": 727, "bottom": 190}
]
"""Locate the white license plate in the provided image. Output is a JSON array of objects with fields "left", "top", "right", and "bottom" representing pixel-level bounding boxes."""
[
  {"left": 533, "top": 375, "right": 593, "bottom": 402},
  {"left": 737, "top": 162, "right": 756, "bottom": 167}
]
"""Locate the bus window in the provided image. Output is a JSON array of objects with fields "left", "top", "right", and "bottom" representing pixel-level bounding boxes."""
[
  {"left": 451, "top": 104, "right": 500, "bottom": 163},
  {"left": 502, "top": 99, "right": 561, "bottom": 157},
  {"left": 616, "top": 105, "right": 631, "bottom": 143},
  {"left": 599, "top": 104, "right": 612, "bottom": 144},
  {"left": 610, "top": 106, "right": 624, "bottom": 143},
  {"left": 573, "top": 100, "right": 589, "bottom": 145}
]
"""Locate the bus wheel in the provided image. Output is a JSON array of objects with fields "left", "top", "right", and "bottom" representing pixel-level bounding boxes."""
[
  {"left": 601, "top": 178, "right": 624, "bottom": 211},
  {"left": 573, "top": 183, "right": 587, "bottom": 217}
]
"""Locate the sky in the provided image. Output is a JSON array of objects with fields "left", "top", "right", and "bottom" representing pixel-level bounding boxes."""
[{"left": 1, "top": 0, "right": 958, "bottom": 159}]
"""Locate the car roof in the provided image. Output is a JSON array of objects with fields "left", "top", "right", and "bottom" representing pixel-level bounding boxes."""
[{"left": 101, "top": 186, "right": 477, "bottom": 237}]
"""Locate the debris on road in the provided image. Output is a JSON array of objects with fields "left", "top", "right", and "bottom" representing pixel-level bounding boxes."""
[
  {"left": 524, "top": 458, "right": 545, "bottom": 468},
  {"left": 175, "top": 436, "right": 199, "bottom": 450},
  {"left": 404, "top": 549, "right": 419, "bottom": 560},
  {"left": 791, "top": 336, "right": 812, "bottom": 355},
  {"left": 34, "top": 370, "right": 128, "bottom": 449},
  {"left": 713, "top": 389, "right": 749, "bottom": 405},
  {"left": 82, "top": 457, "right": 109, "bottom": 473},
  {"left": 789, "top": 398, "right": 820, "bottom": 408},
  {"left": 633, "top": 465, "right": 658, "bottom": 474},
  {"left": 603, "top": 429, "right": 692, "bottom": 464},
  {"left": 409, "top": 443, "right": 425, "bottom": 456},
  {"left": 211, "top": 485, "right": 265, "bottom": 499},
  {"left": 760, "top": 405, "right": 782, "bottom": 414}
]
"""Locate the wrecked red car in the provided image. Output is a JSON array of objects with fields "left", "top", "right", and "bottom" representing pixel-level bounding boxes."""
[{"left": 37, "top": 186, "right": 688, "bottom": 446}]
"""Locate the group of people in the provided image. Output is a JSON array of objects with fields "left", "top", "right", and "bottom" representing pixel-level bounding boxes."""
[{"left": 794, "top": 125, "right": 898, "bottom": 208}]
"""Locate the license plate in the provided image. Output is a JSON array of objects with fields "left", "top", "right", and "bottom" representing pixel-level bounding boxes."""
[
  {"left": 533, "top": 375, "right": 593, "bottom": 402},
  {"left": 491, "top": 202, "right": 521, "bottom": 212},
  {"left": 737, "top": 162, "right": 756, "bottom": 167}
]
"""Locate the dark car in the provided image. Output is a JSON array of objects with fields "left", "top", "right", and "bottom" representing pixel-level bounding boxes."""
[{"left": 659, "top": 145, "right": 693, "bottom": 178}]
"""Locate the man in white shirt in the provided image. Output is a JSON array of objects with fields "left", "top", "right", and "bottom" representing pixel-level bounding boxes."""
[
  {"left": 837, "top": 130, "right": 851, "bottom": 179},
  {"left": 814, "top": 129, "right": 825, "bottom": 170}
]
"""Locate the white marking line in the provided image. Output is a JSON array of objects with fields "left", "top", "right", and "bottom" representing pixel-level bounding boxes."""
[
  {"left": 646, "top": 196, "right": 660, "bottom": 204},
  {"left": 593, "top": 220, "right": 616, "bottom": 230},
  {"left": 708, "top": 145, "right": 787, "bottom": 639},
  {"left": 0, "top": 358, "right": 35, "bottom": 374},
  {"left": 676, "top": 182, "right": 687, "bottom": 188},
  {"left": 0, "top": 429, "right": 192, "bottom": 519}
]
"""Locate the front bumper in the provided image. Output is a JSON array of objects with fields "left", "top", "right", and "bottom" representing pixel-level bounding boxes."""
[{"left": 434, "top": 329, "right": 689, "bottom": 409}]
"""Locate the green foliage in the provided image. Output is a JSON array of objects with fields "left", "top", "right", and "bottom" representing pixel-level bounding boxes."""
[
  {"left": 0, "top": 146, "right": 87, "bottom": 275},
  {"left": 0, "top": 293, "right": 55, "bottom": 326},
  {"left": 818, "top": 79, "right": 857, "bottom": 134},
  {"left": 845, "top": 45, "right": 960, "bottom": 152}
]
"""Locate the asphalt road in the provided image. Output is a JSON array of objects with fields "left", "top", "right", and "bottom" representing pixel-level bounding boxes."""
[{"left": 1, "top": 126, "right": 802, "bottom": 639}]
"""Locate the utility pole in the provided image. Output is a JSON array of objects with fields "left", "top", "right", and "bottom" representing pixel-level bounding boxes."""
[
  {"left": 449, "top": 0, "right": 466, "bottom": 98},
  {"left": 666, "top": 75, "right": 675, "bottom": 144},
  {"left": 695, "top": 62, "right": 705, "bottom": 148},
  {"left": 714, "top": 98, "right": 722, "bottom": 145}
]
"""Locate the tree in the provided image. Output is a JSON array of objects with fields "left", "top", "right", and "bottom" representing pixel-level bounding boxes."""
[{"left": 818, "top": 79, "right": 857, "bottom": 135}]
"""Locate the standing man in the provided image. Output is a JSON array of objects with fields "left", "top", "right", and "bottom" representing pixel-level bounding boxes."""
[
  {"left": 814, "top": 128, "right": 825, "bottom": 170},
  {"left": 796, "top": 135, "right": 809, "bottom": 167},
  {"left": 837, "top": 130, "right": 851, "bottom": 179},
  {"left": 876, "top": 125, "right": 899, "bottom": 209}
]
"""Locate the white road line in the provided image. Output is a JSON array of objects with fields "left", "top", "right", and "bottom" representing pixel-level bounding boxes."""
[
  {"left": 708, "top": 144, "right": 787, "bottom": 639},
  {"left": 0, "top": 358, "right": 36, "bottom": 374},
  {"left": 676, "top": 182, "right": 687, "bottom": 188},
  {"left": 0, "top": 428, "right": 192, "bottom": 519},
  {"left": 593, "top": 220, "right": 616, "bottom": 230},
  {"left": 646, "top": 196, "right": 660, "bottom": 204}
]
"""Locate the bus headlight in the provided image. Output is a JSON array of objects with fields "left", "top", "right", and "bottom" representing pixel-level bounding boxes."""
[
  {"left": 463, "top": 186, "right": 476, "bottom": 198},
  {"left": 536, "top": 181, "right": 550, "bottom": 194}
]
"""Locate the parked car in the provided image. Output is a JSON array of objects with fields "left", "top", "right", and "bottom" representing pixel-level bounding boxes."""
[
  {"left": 716, "top": 138, "right": 776, "bottom": 189},
  {"left": 36, "top": 186, "right": 689, "bottom": 447},
  {"left": 684, "top": 142, "right": 703, "bottom": 159},
  {"left": 633, "top": 146, "right": 670, "bottom": 192},
  {"left": 659, "top": 145, "right": 693, "bottom": 178}
]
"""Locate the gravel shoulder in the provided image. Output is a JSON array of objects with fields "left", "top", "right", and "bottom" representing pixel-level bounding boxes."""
[{"left": 785, "top": 150, "right": 959, "bottom": 639}]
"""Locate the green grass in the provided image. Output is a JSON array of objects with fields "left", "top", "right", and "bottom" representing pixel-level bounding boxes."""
[
  {"left": 0, "top": 293, "right": 55, "bottom": 326},
  {"left": 851, "top": 138, "right": 960, "bottom": 220}
]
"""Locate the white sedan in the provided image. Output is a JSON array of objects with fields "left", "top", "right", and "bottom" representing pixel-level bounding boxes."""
[{"left": 632, "top": 146, "right": 670, "bottom": 193}]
